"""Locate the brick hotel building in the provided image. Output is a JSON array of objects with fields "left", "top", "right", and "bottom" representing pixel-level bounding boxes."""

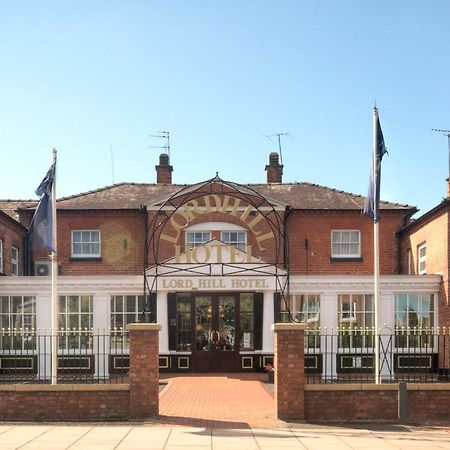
[{"left": 0, "top": 153, "right": 446, "bottom": 375}]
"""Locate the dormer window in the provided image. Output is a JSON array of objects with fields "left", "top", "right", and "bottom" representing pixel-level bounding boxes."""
[
  {"left": 221, "top": 231, "right": 247, "bottom": 251},
  {"left": 186, "top": 231, "right": 211, "bottom": 248},
  {"left": 184, "top": 223, "right": 248, "bottom": 251}
]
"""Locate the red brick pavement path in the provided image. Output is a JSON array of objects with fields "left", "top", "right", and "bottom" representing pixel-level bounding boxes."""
[{"left": 158, "top": 373, "right": 277, "bottom": 428}]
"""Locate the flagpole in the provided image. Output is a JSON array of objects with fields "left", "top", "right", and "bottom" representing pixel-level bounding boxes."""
[
  {"left": 51, "top": 148, "right": 58, "bottom": 385},
  {"left": 373, "top": 108, "right": 381, "bottom": 385}
]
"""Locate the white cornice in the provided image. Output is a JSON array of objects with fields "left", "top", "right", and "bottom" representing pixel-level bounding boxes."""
[
  {"left": 289, "top": 274, "right": 442, "bottom": 292},
  {"left": 0, "top": 275, "right": 143, "bottom": 294}
]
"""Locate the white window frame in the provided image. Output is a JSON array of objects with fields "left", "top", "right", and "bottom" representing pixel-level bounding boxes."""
[
  {"left": 331, "top": 230, "right": 361, "bottom": 258},
  {"left": 0, "top": 239, "right": 3, "bottom": 273},
  {"left": 0, "top": 296, "right": 36, "bottom": 349},
  {"left": 110, "top": 295, "right": 145, "bottom": 351},
  {"left": 71, "top": 230, "right": 101, "bottom": 258},
  {"left": 221, "top": 230, "right": 247, "bottom": 251},
  {"left": 337, "top": 293, "right": 374, "bottom": 349},
  {"left": 418, "top": 243, "right": 426, "bottom": 275},
  {"left": 394, "top": 293, "right": 435, "bottom": 349},
  {"left": 185, "top": 231, "right": 211, "bottom": 248},
  {"left": 58, "top": 295, "right": 93, "bottom": 350},
  {"left": 11, "top": 246, "right": 18, "bottom": 276}
]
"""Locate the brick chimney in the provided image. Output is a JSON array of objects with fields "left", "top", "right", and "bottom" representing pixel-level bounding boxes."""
[
  {"left": 155, "top": 153, "right": 173, "bottom": 184},
  {"left": 265, "top": 152, "right": 283, "bottom": 183}
]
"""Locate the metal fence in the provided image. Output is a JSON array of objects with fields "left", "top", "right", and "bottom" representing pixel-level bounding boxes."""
[
  {"left": 305, "top": 327, "right": 450, "bottom": 384},
  {"left": 0, "top": 328, "right": 130, "bottom": 384}
]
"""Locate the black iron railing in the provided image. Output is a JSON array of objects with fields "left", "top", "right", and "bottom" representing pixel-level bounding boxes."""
[
  {"left": 305, "top": 327, "right": 450, "bottom": 384},
  {"left": 0, "top": 328, "right": 129, "bottom": 384}
]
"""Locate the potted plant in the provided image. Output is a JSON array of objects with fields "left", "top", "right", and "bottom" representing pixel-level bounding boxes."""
[{"left": 264, "top": 363, "right": 274, "bottom": 383}]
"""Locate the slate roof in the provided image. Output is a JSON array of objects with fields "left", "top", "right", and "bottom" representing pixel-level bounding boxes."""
[
  {"left": 1, "top": 181, "right": 416, "bottom": 218},
  {"left": 0, "top": 200, "right": 37, "bottom": 221}
]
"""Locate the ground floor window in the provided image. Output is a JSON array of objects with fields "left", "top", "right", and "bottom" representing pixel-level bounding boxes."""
[
  {"left": 110, "top": 295, "right": 146, "bottom": 349},
  {"left": 58, "top": 295, "right": 93, "bottom": 350},
  {"left": 280, "top": 294, "right": 320, "bottom": 348},
  {"left": 0, "top": 296, "right": 36, "bottom": 350},
  {"left": 338, "top": 294, "right": 374, "bottom": 348},
  {"left": 395, "top": 293, "right": 434, "bottom": 348}
]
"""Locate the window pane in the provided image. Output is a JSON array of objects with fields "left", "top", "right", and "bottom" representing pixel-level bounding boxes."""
[
  {"left": 395, "top": 294, "right": 407, "bottom": 312},
  {"left": 126, "top": 296, "right": 136, "bottom": 312},
  {"left": 68, "top": 296, "right": 79, "bottom": 312},
  {"left": 80, "top": 296, "right": 91, "bottom": 313}
]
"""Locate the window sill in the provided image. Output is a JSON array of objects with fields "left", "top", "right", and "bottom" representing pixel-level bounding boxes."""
[
  {"left": 70, "top": 257, "right": 102, "bottom": 262},
  {"left": 330, "top": 257, "right": 363, "bottom": 262}
]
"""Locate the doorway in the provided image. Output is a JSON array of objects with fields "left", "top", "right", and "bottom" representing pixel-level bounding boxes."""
[{"left": 193, "top": 294, "right": 239, "bottom": 372}]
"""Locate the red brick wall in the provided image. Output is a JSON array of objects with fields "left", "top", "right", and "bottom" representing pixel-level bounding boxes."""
[
  {"left": 399, "top": 209, "right": 450, "bottom": 329},
  {"left": 33, "top": 210, "right": 146, "bottom": 275},
  {"left": 304, "top": 387, "right": 450, "bottom": 422},
  {"left": 0, "top": 214, "right": 26, "bottom": 276},
  {"left": 305, "top": 389, "right": 397, "bottom": 421},
  {"left": 287, "top": 210, "right": 405, "bottom": 275},
  {"left": 0, "top": 323, "right": 161, "bottom": 421},
  {"left": 0, "top": 389, "right": 129, "bottom": 421},
  {"left": 408, "top": 390, "right": 450, "bottom": 421}
]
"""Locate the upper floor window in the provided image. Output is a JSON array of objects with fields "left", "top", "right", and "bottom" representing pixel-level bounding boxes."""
[
  {"left": 71, "top": 230, "right": 101, "bottom": 258},
  {"left": 331, "top": 230, "right": 361, "bottom": 258},
  {"left": 186, "top": 231, "right": 211, "bottom": 248},
  {"left": 11, "top": 246, "right": 18, "bottom": 276},
  {"left": 0, "top": 239, "right": 3, "bottom": 273},
  {"left": 418, "top": 243, "right": 426, "bottom": 275},
  {"left": 221, "top": 231, "right": 247, "bottom": 251}
]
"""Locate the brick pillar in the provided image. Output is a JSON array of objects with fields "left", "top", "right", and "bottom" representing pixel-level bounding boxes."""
[
  {"left": 128, "top": 323, "right": 161, "bottom": 418},
  {"left": 272, "top": 323, "right": 306, "bottom": 421}
]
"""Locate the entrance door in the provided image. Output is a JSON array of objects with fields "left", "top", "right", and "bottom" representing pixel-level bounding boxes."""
[{"left": 193, "top": 294, "right": 239, "bottom": 372}]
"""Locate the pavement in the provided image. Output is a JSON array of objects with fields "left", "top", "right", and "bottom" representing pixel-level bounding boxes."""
[
  {"left": 0, "top": 423, "right": 450, "bottom": 449},
  {"left": 0, "top": 374, "right": 449, "bottom": 448}
]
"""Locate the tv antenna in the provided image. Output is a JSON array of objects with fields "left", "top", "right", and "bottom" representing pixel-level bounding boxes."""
[
  {"left": 149, "top": 131, "right": 170, "bottom": 159},
  {"left": 263, "top": 132, "right": 292, "bottom": 165},
  {"left": 432, "top": 128, "right": 450, "bottom": 180}
]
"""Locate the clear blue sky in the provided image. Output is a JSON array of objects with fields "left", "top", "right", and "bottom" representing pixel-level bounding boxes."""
[{"left": 1, "top": 1, "right": 449, "bottom": 218}]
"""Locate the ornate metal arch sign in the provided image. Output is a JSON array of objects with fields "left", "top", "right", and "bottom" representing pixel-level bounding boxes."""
[{"left": 143, "top": 175, "right": 289, "bottom": 318}]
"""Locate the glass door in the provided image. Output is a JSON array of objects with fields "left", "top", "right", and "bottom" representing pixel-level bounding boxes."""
[{"left": 192, "top": 294, "right": 240, "bottom": 372}]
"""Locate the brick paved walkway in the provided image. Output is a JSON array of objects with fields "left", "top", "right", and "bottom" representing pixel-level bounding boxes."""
[{"left": 158, "top": 373, "right": 277, "bottom": 428}]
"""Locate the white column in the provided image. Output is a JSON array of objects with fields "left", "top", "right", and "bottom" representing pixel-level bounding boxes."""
[
  {"left": 157, "top": 291, "right": 169, "bottom": 353},
  {"left": 262, "top": 290, "right": 274, "bottom": 353},
  {"left": 320, "top": 292, "right": 338, "bottom": 380},
  {"left": 36, "top": 291, "right": 51, "bottom": 380},
  {"left": 379, "top": 289, "right": 394, "bottom": 379},
  {"left": 93, "top": 293, "right": 110, "bottom": 379}
]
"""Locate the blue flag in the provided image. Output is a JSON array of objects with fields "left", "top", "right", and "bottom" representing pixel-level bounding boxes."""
[
  {"left": 363, "top": 114, "right": 387, "bottom": 222},
  {"left": 29, "top": 162, "right": 56, "bottom": 251}
]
